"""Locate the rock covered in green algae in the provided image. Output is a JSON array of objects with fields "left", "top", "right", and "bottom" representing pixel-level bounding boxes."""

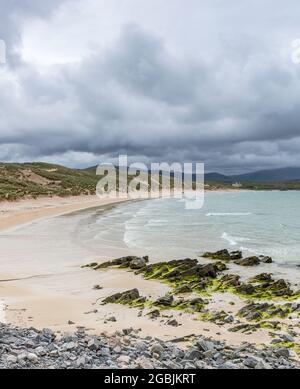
[
  {"left": 102, "top": 289, "right": 144, "bottom": 305},
  {"left": 202, "top": 249, "right": 243, "bottom": 261},
  {"left": 249, "top": 273, "right": 273, "bottom": 283},
  {"left": 154, "top": 294, "right": 174, "bottom": 307},
  {"left": 129, "top": 258, "right": 148, "bottom": 269},
  {"left": 202, "top": 250, "right": 272, "bottom": 266},
  {"left": 229, "top": 251, "right": 243, "bottom": 260},
  {"left": 217, "top": 274, "right": 241, "bottom": 288},
  {"left": 236, "top": 283, "right": 256, "bottom": 295},
  {"left": 87, "top": 256, "right": 149, "bottom": 270},
  {"left": 238, "top": 302, "right": 295, "bottom": 322},
  {"left": 214, "top": 272, "right": 300, "bottom": 300},
  {"left": 143, "top": 259, "right": 221, "bottom": 283},
  {"left": 202, "top": 249, "right": 232, "bottom": 261},
  {"left": 234, "top": 256, "right": 261, "bottom": 267},
  {"left": 91, "top": 254, "right": 300, "bottom": 304},
  {"left": 174, "top": 283, "right": 192, "bottom": 294}
]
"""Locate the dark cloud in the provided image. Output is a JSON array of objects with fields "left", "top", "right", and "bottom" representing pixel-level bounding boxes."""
[{"left": 0, "top": 1, "right": 300, "bottom": 173}]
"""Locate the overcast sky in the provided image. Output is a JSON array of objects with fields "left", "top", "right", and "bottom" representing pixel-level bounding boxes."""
[{"left": 0, "top": 0, "right": 300, "bottom": 173}]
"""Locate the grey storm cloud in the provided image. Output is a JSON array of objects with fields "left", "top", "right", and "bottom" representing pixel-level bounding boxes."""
[{"left": 0, "top": 0, "right": 300, "bottom": 173}]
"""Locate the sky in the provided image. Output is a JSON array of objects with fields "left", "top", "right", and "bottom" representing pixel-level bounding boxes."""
[{"left": 0, "top": 0, "right": 300, "bottom": 173}]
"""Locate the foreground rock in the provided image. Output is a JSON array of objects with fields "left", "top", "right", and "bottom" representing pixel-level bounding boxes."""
[
  {"left": 202, "top": 250, "right": 273, "bottom": 266},
  {"left": 87, "top": 253, "right": 300, "bottom": 301},
  {"left": 102, "top": 289, "right": 145, "bottom": 305},
  {"left": 83, "top": 256, "right": 149, "bottom": 270},
  {"left": 0, "top": 324, "right": 299, "bottom": 370}
]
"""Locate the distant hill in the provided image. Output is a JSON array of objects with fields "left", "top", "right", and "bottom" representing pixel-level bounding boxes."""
[
  {"left": 1, "top": 162, "right": 300, "bottom": 201},
  {"left": 0, "top": 162, "right": 99, "bottom": 201},
  {"left": 204, "top": 172, "right": 231, "bottom": 182},
  {"left": 84, "top": 165, "right": 300, "bottom": 186},
  {"left": 205, "top": 167, "right": 300, "bottom": 183}
]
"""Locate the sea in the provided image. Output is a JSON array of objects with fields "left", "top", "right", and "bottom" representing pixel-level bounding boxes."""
[{"left": 76, "top": 191, "right": 300, "bottom": 268}]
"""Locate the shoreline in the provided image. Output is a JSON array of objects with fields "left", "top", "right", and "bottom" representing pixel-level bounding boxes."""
[
  {"left": 0, "top": 195, "right": 131, "bottom": 233},
  {"left": 0, "top": 193, "right": 299, "bottom": 359},
  {"left": 0, "top": 187, "right": 246, "bottom": 228}
]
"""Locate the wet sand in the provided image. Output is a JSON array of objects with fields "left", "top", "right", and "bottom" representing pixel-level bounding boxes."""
[{"left": 0, "top": 195, "right": 294, "bottom": 347}]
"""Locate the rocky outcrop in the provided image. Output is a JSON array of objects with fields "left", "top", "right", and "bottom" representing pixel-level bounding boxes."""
[
  {"left": 202, "top": 249, "right": 243, "bottom": 261},
  {"left": 236, "top": 283, "right": 256, "bottom": 295},
  {"left": 202, "top": 249, "right": 232, "bottom": 261},
  {"left": 174, "top": 284, "right": 192, "bottom": 294},
  {"left": 102, "top": 289, "right": 142, "bottom": 304},
  {"left": 202, "top": 250, "right": 273, "bottom": 267},
  {"left": 129, "top": 258, "right": 147, "bottom": 270},
  {"left": 90, "top": 252, "right": 299, "bottom": 303},
  {"left": 84, "top": 256, "right": 149, "bottom": 270},
  {"left": 238, "top": 302, "right": 294, "bottom": 321},
  {"left": 234, "top": 256, "right": 261, "bottom": 267},
  {"left": 249, "top": 273, "right": 273, "bottom": 283},
  {"left": 258, "top": 255, "right": 273, "bottom": 264},
  {"left": 154, "top": 294, "right": 174, "bottom": 307}
]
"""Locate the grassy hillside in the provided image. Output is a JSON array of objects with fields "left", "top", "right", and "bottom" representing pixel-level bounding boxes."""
[
  {"left": 0, "top": 162, "right": 99, "bottom": 201},
  {"left": 1, "top": 162, "right": 300, "bottom": 202}
]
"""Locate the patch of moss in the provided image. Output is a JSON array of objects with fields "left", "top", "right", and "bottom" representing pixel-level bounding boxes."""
[{"left": 238, "top": 302, "right": 294, "bottom": 323}]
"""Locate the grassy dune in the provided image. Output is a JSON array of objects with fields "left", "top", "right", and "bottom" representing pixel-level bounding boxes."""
[{"left": 0, "top": 162, "right": 99, "bottom": 201}]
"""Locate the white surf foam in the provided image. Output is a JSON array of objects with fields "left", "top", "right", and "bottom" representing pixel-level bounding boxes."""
[{"left": 222, "top": 232, "right": 250, "bottom": 246}]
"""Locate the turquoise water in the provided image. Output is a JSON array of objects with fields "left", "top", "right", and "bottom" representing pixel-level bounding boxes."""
[{"left": 79, "top": 191, "right": 300, "bottom": 267}]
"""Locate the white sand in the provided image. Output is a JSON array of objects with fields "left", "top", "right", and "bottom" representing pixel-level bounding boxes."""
[{"left": 0, "top": 195, "right": 280, "bottom": 346}]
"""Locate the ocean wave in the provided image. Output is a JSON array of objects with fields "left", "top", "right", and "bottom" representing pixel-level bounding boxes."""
[
  {"left": 206, "top": 212, "right": 252, "bottom": 217},
  {"left": 145, "top": 219, "right": 168, "bottom": 227},
  {"left": 222, "top": 232, "right": 250, "bottom": 246},
  {"left": 239, "top": 246, "right": 261, "bottom": 256}
]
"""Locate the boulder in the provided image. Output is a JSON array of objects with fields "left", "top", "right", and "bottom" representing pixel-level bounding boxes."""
[
  {"left": 147, "top": 309, "right": 160, "bottom": 319},
  {"left": 244, "top": 356, "right": 259, "bottom": 368},
  {"left": 249, "top": 273, "right": 273, "bottom": 283},
  {"left": 150, "top": 343, "right": 164, "bottom": 358},
  {"left": 166, "top": 319, "right": 179, "bottom": 327},
  {"left": 174, "top": 284, "right": 192, "bottom": 294},
  {"left": 274, "top": 348, "right": 290, "bottom": 358},
  {"left": 185, "top": 347, "right": 202, "bottom": 360},
  {"left": 196, "top": 339, "right": 215, "bottom": 352},
  {"left": 129, "top": 258, "right": 146, "bottom": 270},
  {"left": 235, "top": 256, "right": 261, "bottom": 267},
  {"left": 155, "top": 294, "right": 174, "bottom": 306},
  {"left": 219, "top": 274, "right": 241, "bottom": 288},
  {"left": 202, "top": 249, "right": 231, "bottom": 261},
  {"left": 214, "top": 261, "right": 228, "bottom": 271},
  {"left": 236, "top": 283, "right": 255, "bottom": 295},
  {"left": 107, "top": 316, "right": 117, "bottom": 322},
  {"left": 95, "top": 256, "right": 149, "bottom": 270},
  {"left": 258, "top": 255, "right": 273, "bottom": 264},
  {"left": 102, "top": 289, "right": 140, "bottom": 304},
  {"left": 230, "top": 251, "right": 243, "bottom": 260}
]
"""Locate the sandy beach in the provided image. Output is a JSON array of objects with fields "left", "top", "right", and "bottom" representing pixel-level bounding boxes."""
[
  {"left": 0, "top": 195, "right": 128, "bottom": 233},
  {"left": 0, "top": 194, "right": 299, "bottom": 355}
]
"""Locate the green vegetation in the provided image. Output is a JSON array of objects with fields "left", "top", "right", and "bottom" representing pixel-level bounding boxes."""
[
  {"left": 1, "top": 161, "right": 300, "bottom": 202},
  {"left": 0, "top": 162, "right": 100, "bottom": 201},
  {"left": 234, "top": 181, "right": 300, "bottom": 191},
  {"left": 205, "top": 180, "right": 300, "bottom": 191}
]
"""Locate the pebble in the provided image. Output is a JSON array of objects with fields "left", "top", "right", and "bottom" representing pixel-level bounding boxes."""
[{"left": 0, "top": 323, "right": 299, "bottom": 370}]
